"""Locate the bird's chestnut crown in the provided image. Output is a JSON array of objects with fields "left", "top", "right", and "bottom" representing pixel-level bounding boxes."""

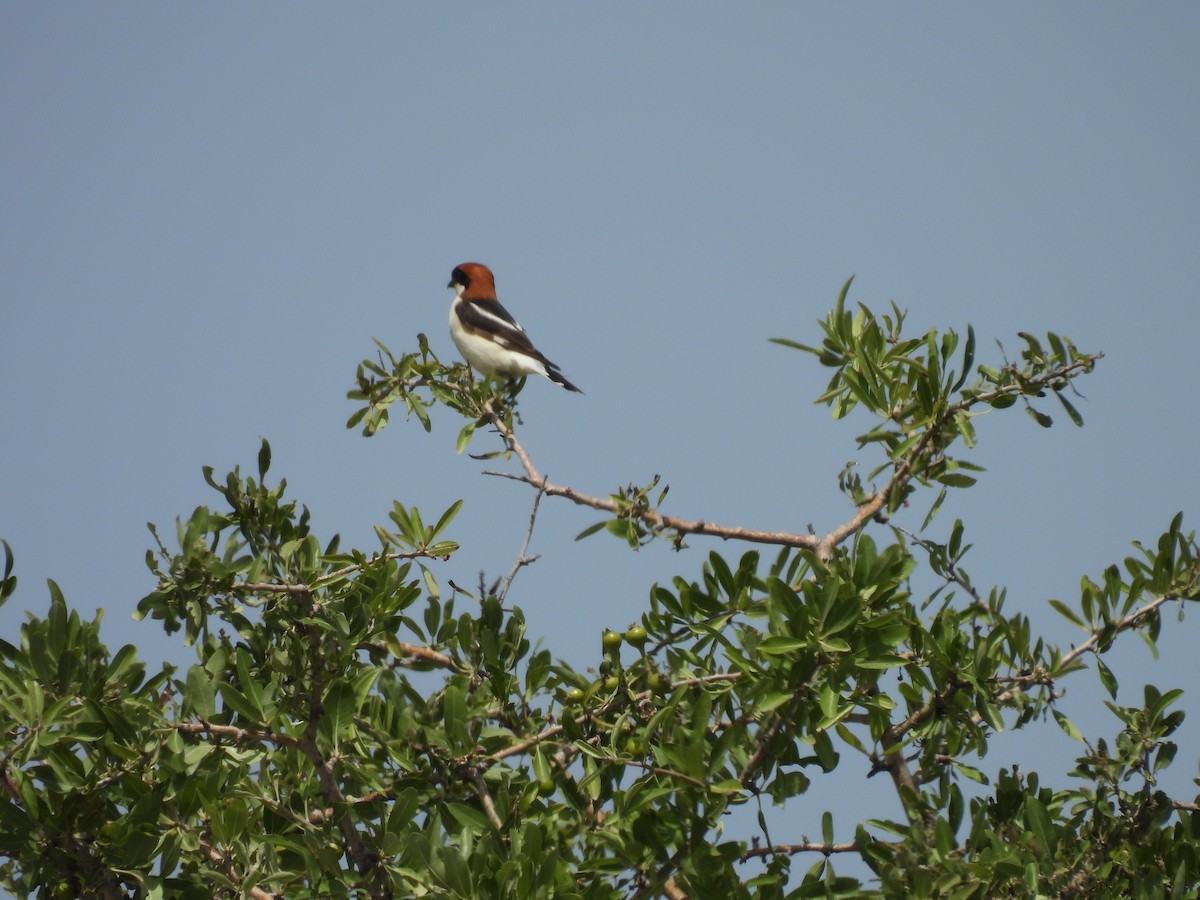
[{"left": 448, "top": 262, "right": 496, "bottom": 296}]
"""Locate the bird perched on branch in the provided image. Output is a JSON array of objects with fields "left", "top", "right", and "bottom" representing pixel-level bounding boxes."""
[{"left": 448, "top": 262, "right": 582, "bottom": 393}]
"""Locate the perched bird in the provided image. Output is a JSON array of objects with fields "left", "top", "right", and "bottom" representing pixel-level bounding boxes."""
[{"left": 448, "top": 262, "right": 582, "bottom": 392}]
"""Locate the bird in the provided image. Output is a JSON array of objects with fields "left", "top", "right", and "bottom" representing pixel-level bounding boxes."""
[{"left": 447, "top": 262, "right": 582, "bottom": 392}]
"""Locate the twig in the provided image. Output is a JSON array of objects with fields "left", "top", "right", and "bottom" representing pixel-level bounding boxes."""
[
  {"left": 464, "top": 766, "right": 505, "bottom": 831},
  {"left": 229, "top": 549, "right": 446, "bottom": 598},
  {"left": 499, "top": 488, "right": 544, "bottom": 602},
  {"left": 622, "top": 761, "right": 709, "bottom": 790},
  {"left": 739, "top": 840, "right": 860, "bottom": 862},
  {"left": 1056, "top": 594, "right": 1170, "bottom": 673},
  {"left": 307, "top": 788, "right": 396, "bottom": 825},
  {"left": 893, "top": 524, "right": 988, "bottom": 612},
  {"left": 663, "top": 876, "right": 689, "bottom": 900},
  {"left": 356, "top": 639, "right": 460, "bottom": 671},
  {"left": 882, "top": 596, "right": 1175, "bottom": 766},
  {"left": 489, "top": 673, "right": 743, "bottom": 762},
  {"left": 632, "top": 847, "right": 690, "bottom": 900},
  {"left": 972, "top": 593, "right": 1174, "bottom": 722},
  {"left": 176, "top": 720, "right": 302, "bottom": 749},
  {"left": 740, "top": 695, "right": 801, "bottom": 789},
  {"left": 198, "top": 833, "right": 281, "bottom": 900},
  {"left": 488, "top": 467, "right": 820, "bottom": 549}
]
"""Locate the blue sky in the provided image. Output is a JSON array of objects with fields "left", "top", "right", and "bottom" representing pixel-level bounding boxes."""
[{"left": 3, "top": 4, "right": 1199, "bottom": 887}]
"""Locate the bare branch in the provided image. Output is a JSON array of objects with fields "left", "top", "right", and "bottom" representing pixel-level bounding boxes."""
[
  {"left": 499, "top": 487, "right": 544, "bottom": 602},
  {"left": 492, "top": 466, "right": 822, "bottom": 549}
]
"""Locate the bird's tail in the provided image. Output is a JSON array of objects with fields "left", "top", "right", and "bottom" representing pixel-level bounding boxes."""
[{"left": 547, "top": 365, "right": 583, "bottom": 393}]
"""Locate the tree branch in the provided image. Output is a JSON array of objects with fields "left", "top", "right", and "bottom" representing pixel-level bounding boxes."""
[
  {"left": 489, "top": 673, "right": 743, "bottom": 763},
  {"left": 739, "top": 695, "right": 802, "bottom": 789},
  {"left": 197, "top": 832, "right": 281, "bottom": 900},
  {"left": 176, "top": 720, "right": 302, "bottom": 749},
  {"left": 481, "top": 406, "right": 822, "bottom": 552},
  {"left": 462, "top": 764, "right": 505, "bottom": 831},
  {"left": 739, "top": 840, "right": 861, "bottom": 861},
  {"left": 356, "top": 639, "right": 460, "bottom": 671},
  {"left": 228, "top": 549, "right": 447, "bottom": 600}
]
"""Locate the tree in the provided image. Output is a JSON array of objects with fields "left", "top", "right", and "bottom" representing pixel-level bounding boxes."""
[{"left": 1, "top": 279, "right": 1197, "bottom": 898}]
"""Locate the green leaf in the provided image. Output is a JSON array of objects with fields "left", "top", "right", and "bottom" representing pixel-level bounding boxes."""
[
  {"left": 444, "top": 683, "right": 469, "bottom": 750},
  {"left": 1048, "top": 598, "right": 1084, "bottom": 629},
  {"left": 455, "top": 422, "right": 476, "bottom": 454},
  {"left": 1055, "top": 390, "right": 1084, "bottom": 427},
  {"left": 1095, "top": 656, "right": 1118, "bottom": 699},
  {"left": 217, "top": 684, "right": 259, "bottom": 722},
  {"left": 1046, "top": 331, "right": 1067, "bottom": 363},
  {"left": 1026, "top": 407, "right": 1053, "bottom": 428},
  {"left": 952, "top": 761, "right": 988, "bottom": 783},
  {"left": 951, "top": 325, "right": 975, "bottom": 392},
  {"left": 431, "top": 499, "right": 463, "bottom": 540},
  {"left": 574, "top": 521, "right": 607, "bottom": 541},
  {"left": 1052, "top": 709, "right": 1083, "bottom": 741},
  {"left": 758, "top": 636, "right": 808, "bottom": 656},
  {"left": 446, "top": 802, "right": 493, "bottom": 833},
  {"left": 936, "top": 473, "right": 977, "bottom": 488},
  {"left": 921, "top": 488, "right": 948, "bottom": 531},
  {"left": 1024, "top": 794, "right": 1056, "bottom": 854},
  {"left": 321, "top": 681, "right": 357, "bottom": 743},
  {"left": 184, "top": 665, "right": 216, "bottom": 718},
  {"left": 769, "top": 337, "right": 818, "bottom": 354},
  {"left": 257, "top": 438, "right": 271, "bottom": 479}
]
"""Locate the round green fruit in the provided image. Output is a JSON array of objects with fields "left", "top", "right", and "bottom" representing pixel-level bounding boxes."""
[
  {"left": 646, "top": 672, "right": 669, "bottom": 693},
  {"left": 624, "top": 625, "right": 648, "bottom": 647}
]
